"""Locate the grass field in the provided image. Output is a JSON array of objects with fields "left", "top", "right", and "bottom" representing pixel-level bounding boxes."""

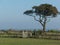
[{"left": 0, "top": 38, "right": 60, "bottom": 45}]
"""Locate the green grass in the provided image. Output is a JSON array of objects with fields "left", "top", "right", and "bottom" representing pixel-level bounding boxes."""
[{"left": 0, "top": 38, "right": 60, "bottom": 45}]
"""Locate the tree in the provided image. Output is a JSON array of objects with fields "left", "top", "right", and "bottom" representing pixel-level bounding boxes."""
[{"left": 24, "top": 4, "right": 59, "bottom": 33}]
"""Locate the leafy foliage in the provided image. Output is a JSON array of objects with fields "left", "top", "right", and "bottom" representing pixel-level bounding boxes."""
[
  {"left": 24, "top": 4, "right": 59, "bottom": 32},
  {"left": 24, "top": 4, "right": 58, "bottom": 17}
]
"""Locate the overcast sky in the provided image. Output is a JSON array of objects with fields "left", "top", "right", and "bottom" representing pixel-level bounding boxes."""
[{"left": 0, "top": 0, "right": 60, "bottom": 30}]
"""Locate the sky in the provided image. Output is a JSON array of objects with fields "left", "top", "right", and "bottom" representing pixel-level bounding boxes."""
[{"left": 0, "top": 0, "right": 60, "bottom": 30}]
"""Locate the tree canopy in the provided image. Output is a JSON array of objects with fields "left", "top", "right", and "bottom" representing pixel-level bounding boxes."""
[
  {"left": 24, "top": 4, "right": 58, "bottom": 17},
  {"left": 24, "top": 4, "right": 59, "bottom": 32}
]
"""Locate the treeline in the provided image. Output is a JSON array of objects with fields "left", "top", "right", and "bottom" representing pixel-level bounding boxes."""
[{"left": 0, "top": 29, "right": 60, "bottom": 40}]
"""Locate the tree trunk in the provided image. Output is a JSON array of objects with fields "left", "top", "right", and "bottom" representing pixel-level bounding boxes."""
[
  {"left": 43, "top": 22, "right": 46, "bottom": 32},
  {"left": 43, "top": 17, "right": 46, "bottom": 33},
  {"left": 41, "top": 17, "right": 46, "bottom": 36},
  {"left": 39, "top": 17, "right": 47, "bottom": 35}
]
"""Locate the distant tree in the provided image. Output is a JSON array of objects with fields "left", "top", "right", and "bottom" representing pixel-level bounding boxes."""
[{"left": 24, "top": 4, "right": 59, "bottom": 33}]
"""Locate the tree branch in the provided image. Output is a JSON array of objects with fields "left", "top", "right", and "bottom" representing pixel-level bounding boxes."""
[
  {"left": 33, "top": 16, "right": 39, "bottom": 21},
  {"left": 39, "top": 21, "right": 44, "bottom": 26},
  {"left": 28, "top": 15, "right": 44, "bottom": 26},
  {"left": 46, "top": 18, "right": 50, "bottom": 22},
  {"left": 34, "top": 16, "right": 44, "bottom": 26}
]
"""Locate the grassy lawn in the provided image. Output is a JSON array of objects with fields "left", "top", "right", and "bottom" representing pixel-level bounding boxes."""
[{"left": 0, "top": 38, "right": 60, "bottom": 45}]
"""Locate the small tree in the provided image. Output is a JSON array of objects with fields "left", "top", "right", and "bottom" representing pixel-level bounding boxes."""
[{"left": 24, "top": 4, "right": 59, "bottom": 33}]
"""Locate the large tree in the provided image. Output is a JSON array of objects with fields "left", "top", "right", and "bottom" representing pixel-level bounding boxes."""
[{"left": 24, "top": 4, "right": 59, "bottom": 33}]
